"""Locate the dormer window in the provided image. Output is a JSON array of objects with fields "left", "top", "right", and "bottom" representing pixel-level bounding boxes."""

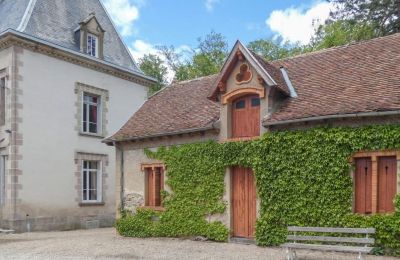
[
  {"left": 76, "top": 13, "right": 105, "bottom": 59},
  {"left": 87, "top": 33, "right": 99, "bottom": 58}
]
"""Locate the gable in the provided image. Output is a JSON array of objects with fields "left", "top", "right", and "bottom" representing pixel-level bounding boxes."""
[{"left": 210, "top": 41, "right": 290, "bottom": 101}]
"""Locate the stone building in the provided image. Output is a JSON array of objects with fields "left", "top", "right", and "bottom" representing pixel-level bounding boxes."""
[
  {"left": 0, "top": 0, "right": 154, "bottom": 232},
  {"left": 105, "top": 34, "right": 400, "bottom": 239}
]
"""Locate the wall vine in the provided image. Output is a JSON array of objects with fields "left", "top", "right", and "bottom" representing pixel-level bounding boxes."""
[{"left": 116, "top": 125, "right": 400, "bottom": 255}]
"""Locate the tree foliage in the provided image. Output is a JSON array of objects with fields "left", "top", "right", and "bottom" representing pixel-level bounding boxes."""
[
  {"left": 247, "top": 39, "right": 307, "bottom": 61},
  {"left": 138, "top": 54, "right": 168, "bottom": 95},
  {"left": 328, "top": 0, "right": 400, "bottom": 37}
]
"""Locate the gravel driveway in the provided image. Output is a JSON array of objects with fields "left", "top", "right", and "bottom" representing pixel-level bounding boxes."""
[{"left": 0, "top": 228, "right": 397, "bottom": 260}]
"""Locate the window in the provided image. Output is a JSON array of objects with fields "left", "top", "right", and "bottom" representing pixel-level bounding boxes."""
[
  {"left": 0, "top": 156, "right": 5, "bottom": 207},
  {"left": 82, "top": 93, "right": 101, "bottom": 134},
  {"left": 82, "top": 160, "right": 101, "bottom": 202},
  {"left": 87, "top": 34, "right": 98, "bottom": 58},
  {"left": 235, "top": 99, "right": 245, "bottom": 109},
  {"left": 145, "top": 166, "right": 164, "bottom": 207},
  {"left": 251, "top": 97, "right": 260, "bottom": 107},
  {"left": 0, "top": 76, "right": 5, "bottom": 126},
  {"left": 354, "top": 152, "right": 398, "bottom": 214}
]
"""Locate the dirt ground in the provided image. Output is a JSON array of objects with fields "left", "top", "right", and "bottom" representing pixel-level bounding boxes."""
[{"left": 0, "top": 228, "right": 397, "bottom": 260}]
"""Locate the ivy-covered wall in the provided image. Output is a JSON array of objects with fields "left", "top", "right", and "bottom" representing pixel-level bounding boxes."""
[{"left": 116, "top": 125, "right": 400, "bottom": 256}]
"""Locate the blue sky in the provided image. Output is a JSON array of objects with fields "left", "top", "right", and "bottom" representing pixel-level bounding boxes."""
[{"left": 101, "top": 0, "right": 333, "bottom": 65}]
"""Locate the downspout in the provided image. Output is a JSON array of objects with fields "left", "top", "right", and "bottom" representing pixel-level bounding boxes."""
[{"left": 114, "top": 142, "right": 125, "bottom": 212}]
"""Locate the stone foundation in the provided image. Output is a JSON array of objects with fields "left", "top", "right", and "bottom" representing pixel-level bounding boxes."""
[{"left": 0, "top": 213, "right": 115, "bottom": 233}]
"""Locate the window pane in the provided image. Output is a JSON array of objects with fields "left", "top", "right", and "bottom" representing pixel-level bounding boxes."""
[
  {"left": 83, "top": 170, "right": 87, "bottom": 201},
  {"left": 83, "top": 103, "right": 87, "bottom": 132},
  {"left": 235, "top": 100, "right": 245, "bottom": 109},
  {"left": 90, "top": 171, "right": 97, "bottom": 189},
  {"left": 251, "top": 98, "right": 260, "bottom": 107}
]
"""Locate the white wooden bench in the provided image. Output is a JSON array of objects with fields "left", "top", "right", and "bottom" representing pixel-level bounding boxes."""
[{"left": 283, "top": 226, "right": 375, "bottom": 260}]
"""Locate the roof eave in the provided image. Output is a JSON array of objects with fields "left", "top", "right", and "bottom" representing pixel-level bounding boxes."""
[
  {"left": 263, "top": 110, "right": 400, "bottom": 127},
  {"left": 0, "top": 29, "right": 157, "bottom": 84},
  {"left": 103, "top": 123, "right": 220, "bottom": 145}
]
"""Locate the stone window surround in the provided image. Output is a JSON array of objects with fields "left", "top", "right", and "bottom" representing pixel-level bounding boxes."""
[
  {"left": 74, "top": 151, "right": 109, "bottom": 206},
  {"left": 350, "top": 150, "right": 400, "bottom": 214},
  {"left": 74, "top": 82, "right": 109, "bottom": 138}
]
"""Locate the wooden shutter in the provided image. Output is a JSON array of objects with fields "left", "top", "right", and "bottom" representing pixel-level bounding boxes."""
[
  {"left": 146, "top": 167, "right": 164, "bottom": 207},
  {"left": 378, "top": 156, "right": 397, "bottom": 213},
  {"left": 355, "top": 157, "right": 372, "bottom": 214}
]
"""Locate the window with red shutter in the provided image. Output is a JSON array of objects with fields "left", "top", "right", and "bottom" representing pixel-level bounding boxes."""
[
  {"left": 145, "top": 167, "right": 164, "bottom": 207},
  {"left": 378, "top": 156, "right": 397, "bottom": 213},
  {"left": 355, "top": 157, "right": 372, "bottom": 214}
]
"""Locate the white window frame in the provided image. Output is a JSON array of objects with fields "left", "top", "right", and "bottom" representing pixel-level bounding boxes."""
[
  {"left": 87, "top": 33, "right": 99, "bottom": 58},
  {"left": 81, "top": 160, "right": 102, "bottom": 203},
  {"left": 82, "top": 93, "right": 102, "bottom": 135}
]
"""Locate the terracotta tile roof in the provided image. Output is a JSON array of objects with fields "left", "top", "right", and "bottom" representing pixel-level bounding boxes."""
[
  {"left": 108, "top": 74, "right": 220, "bottom": 141},
  {"left": 109, "top": 33, "right": 400, "bottom": 141},
  {"left": 266, "top": 33, "right": 400, "bottom": 124},
  {"left": 249, "top": 50, "right": 290, "bottom": 96}
]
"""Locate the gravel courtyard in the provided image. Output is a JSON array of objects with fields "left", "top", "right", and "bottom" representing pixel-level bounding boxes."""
[{"left": 0, "top": 228, "right": 397, "bottom": 260}]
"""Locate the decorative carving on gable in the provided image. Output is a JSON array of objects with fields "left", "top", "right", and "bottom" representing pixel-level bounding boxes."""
[
  {"left": 257, "top": 75, "right": 265, "bottom": 85},
  {"left": 236, "top": 50, "right": 244, "bottom": 61},
  {"left": 235, "top": 63, "right": 253, "bottom": 84},
  {"left": 218, "top": 81, "right": 227, "bottom": 93}
]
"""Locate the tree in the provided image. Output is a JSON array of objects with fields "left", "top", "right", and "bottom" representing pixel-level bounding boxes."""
[
  {"left": 247, "top": 39, "right": 307, "bottom": 61},
  {"left": 328, "top": 0, "right": 400, "bottom": 37},
  {"left": 138, "top": 54, "right": 168, "bottom": 95},
  {"left": 311, "top": 20, "right": 375, "bottom": 50},
  {"left": 159, "top": 31, "right": 229, "bottom": 81}
]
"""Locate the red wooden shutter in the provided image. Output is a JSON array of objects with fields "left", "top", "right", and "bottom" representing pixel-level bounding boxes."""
[
  {"left": 146, "top": 167, "right": 164, "bottom": 207},
  {"left": 355, "top": 158, "right": 372, "bottom": 214},
  {"left": 378, "top": 156, "right": 397, "bottom": 213}
]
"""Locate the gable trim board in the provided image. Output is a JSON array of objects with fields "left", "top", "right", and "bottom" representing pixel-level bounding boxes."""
[{"left": 0, "top": 29, "right": 156, "bottom": 87}]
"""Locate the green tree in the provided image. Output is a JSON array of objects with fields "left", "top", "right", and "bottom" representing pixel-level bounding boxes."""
[
  {"left": 247, "top": 39, "right": 307, "bottom": 61},
  {"left": 328, "top": 0, "right": 400, "bottom": 37},
  {"left": 159, "top": 31, "right": 229, "bottom": 81},
  {"left": 138, "top": 54, "right": 168, "bottom": 95},
  {"left": 311, "top": 20, "right": 375, "bottom": 50}
]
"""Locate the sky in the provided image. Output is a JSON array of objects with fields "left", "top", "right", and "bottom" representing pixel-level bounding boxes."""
[{"left": 101, "top": 0, "right": 333, "bottom": 67}]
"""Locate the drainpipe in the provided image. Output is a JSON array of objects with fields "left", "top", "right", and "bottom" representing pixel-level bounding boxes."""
[{"left": 114, "top": 142, "right": 125, "bottom": 212}]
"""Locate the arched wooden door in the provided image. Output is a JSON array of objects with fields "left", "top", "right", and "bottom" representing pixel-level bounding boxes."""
[
  {"left": 231, "top": 95, "right": 260, "bottom": 138},
  {"left": 232, "top": 167, "right": 256, "bottom": 238}
]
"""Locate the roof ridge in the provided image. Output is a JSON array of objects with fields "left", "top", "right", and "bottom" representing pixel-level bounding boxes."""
[
  {"left": 272, "top": 32, "right": 400, "bottom": 64},
  {"left": 174, "top": 74, "right": 218, "bottom": 85}
]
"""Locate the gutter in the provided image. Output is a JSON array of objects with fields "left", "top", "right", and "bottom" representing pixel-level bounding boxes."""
[
  {"left": 0, "top": 29, "right": 157, "bottom": 84},
  {"left": 263, "top": 110, "right": 400, "bottom": 127},
  {"left": 104, "top": 121, "right": 220, "bottom": 145}
]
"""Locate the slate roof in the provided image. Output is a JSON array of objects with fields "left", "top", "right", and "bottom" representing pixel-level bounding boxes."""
[
  {"left": 109, "top": 75, "right": 220, "bottom": 141},
  {"left": 108, "top": 33, "right": 400, "bottom": 142},
  {"left": 0, "top": 0, "right": 139, "bottom": 72}
]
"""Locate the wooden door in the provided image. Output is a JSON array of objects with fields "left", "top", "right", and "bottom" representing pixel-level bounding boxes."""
[
  {"left": 232, "top": 167, "right": 256, "bottom": 238},
  {"left": 232, "top": 95, "right": 260, "bottom": 138},
  {"left": 355, "top": 158, "right": 372, "bottom": 214},
  {"left": 378, "top": 156, "right": 397, "bottom": 213},
  {"left": 146, "top": 167, "right": 164, "bottom": 207}
]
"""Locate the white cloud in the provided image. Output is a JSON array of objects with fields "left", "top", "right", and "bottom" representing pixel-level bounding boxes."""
[
  {"left": 129, "top": 40, "right": 191, "bottom": 82},
  {"left": 205, "top": 0, "right": 220, "bottom": 12},
  {"left": 266, "top": 1, "right": 333, "bottom": 45},
  {"left": 102, "top": 0, "right": 140, "bottom": 36}
]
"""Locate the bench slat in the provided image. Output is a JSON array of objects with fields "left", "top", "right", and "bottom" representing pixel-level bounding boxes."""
[
  {"left": 288, "top": 226, "right": 375, "bottom": 234},
  {"left": 287, "top": 235, "right": 374, "bottom": 244},
  {"left": 283, "top": 243, "right": 373, "bottom": 253}
]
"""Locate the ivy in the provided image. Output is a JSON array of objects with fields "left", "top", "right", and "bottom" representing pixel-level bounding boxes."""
[{"left": 117, "top": 125, "right": 400, "bottom": 255}]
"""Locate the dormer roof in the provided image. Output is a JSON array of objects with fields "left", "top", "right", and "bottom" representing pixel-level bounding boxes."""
[{"left": 209, "top": 40, "right": 291, "bottom": 100}]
